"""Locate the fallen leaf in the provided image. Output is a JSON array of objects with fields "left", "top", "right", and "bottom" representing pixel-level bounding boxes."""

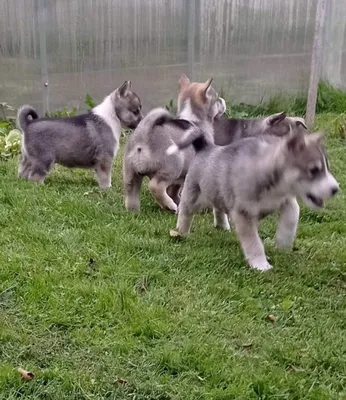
[
  {"left": 287, "top": 364, "right": 305, "bottom": 373},
  {"left": 118, "top": 378, "right": 127, "bottom": 385},
  {"left": 140, "top": 277, "right": 147, "bottom": 292},
  {"left": 266, "top": 314, "right": 277, "bottom": 322},
  {"left": 18, "top": 368, "right": 35, "bottom": 381}
]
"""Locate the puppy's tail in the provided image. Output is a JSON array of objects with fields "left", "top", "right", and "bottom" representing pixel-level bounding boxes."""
[
  {"left": 135, "top": 107, "right": 192, "bottom": 134},
  {"left": 17, "top": 105, "right": 39, "bottom": 131},
  {"left": 166, "top": 125, "right": 211, "bottom": 155}
]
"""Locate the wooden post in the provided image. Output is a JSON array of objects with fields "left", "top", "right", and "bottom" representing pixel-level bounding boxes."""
[
  {"left": 306, "top": 0, "right": 328, "bottom": 129},
  {"left": 35, "top": 0, "right": 49, "bottom": 114},
  {"left": 187, "top": 0, "right": 196, "bottom": 81}
]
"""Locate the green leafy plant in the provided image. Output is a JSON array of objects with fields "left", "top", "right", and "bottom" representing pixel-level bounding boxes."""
[
  {"left": 0, "top": 102, "right": 16, "bottom": 121},
  {"left": 45, "top": 107, "right": 78, "bottom": 118},
  {"left": 85, "top": 94, "right": 96, "bottom": 110},
  {"left": 0, "top": 128, "right": 21, "bottom": 159},
  {"left": 165, "top": 98, "right": 177, "bottom": 114},
  {"left": 225, "top": 81, "right": 346, "bottom": 119},
  {"left": 316, "top": 82, "right": 346, "bottom": 114},
  {"left": 0, "top": 121, "right": 15, "bottom": 136},
  {"left": 0, "top": 129, "right": 21, "bottom": 159},
  {"left": 0, "top": 102, "right": 20, "bottom": 159},
  {"left": 333, "top": 113, "right": 346, "bottom": 138}
]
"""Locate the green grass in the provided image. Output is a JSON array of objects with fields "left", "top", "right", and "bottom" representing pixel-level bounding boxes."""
[
  {"left": 0, "top": 113, "right": 346, "bottom": 399},
  {"left": 225, "top": 82, "right": 346, "bottom": 118}
]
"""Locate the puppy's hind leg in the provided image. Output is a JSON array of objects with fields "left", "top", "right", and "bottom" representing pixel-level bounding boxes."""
[
  {"left": 123, "top": 169, "right": 143, "bottom": 212},
  {"left": 171, "top": 183, "right": 201, "bottom": 236},
  {"left": 275, "top": 197, "right": 300, "bottom": 249},
  {"left": 18, "top": 153, "right": 32, "bottom": 179},
  {"left": 148, "top": 177, "right": 178, "bottom": 213},
  {"left": 213, "top": 208, "right": 230, "bottom": 230},
  {"left": 95, "top": 159, "right": 113, "bottom": 189},
  {"left": 28, "top": 159, "right": 54, "bottom": 184},
  {"left": 231, "top": 209, "right": 272, "bottom": 271},
  {"left": 167, "top": 184, "right": 181, "bottom": 206}
]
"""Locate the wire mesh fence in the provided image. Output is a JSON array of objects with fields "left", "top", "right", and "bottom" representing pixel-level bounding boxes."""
[{"left": 0, "top": 0, "right": 345, "bottom": 114}]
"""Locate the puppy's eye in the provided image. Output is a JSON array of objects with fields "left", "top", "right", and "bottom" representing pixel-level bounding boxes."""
[
  {"left": 308, "top": 166, "right": 320, "bottom": 177},
  {"left": 133, "top": 109, "right": 140, "bottom": 116}
]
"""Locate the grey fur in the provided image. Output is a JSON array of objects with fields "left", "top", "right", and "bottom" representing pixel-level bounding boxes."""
[
  {"left": 17, "top": 81, "right": 142, "bottom": 188},
  {"left": 170, "top": 126, "right": 339, "bottom": 271},
  {"left": 213, "top": 112, "right": 308, "bottom": 145},
  {"left": 123, "top": 75, "right": 226, "bottom": 212}
]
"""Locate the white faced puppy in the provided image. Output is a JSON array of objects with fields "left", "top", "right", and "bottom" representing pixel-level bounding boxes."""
[
  {"left": 168, "top": 125, "right": 339, "bottom": 271},
  {"left": 123, "top": 74, "right": 225, "bottom": 212},
  {"left": 17, "top": 81, "right": 142, "bottom": 188}
]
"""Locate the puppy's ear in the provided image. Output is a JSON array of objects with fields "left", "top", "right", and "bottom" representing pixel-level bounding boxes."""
[
  {"left": 202, "top": 78, "right": 213, "bottom": 99},
  {"left": 117, "top": 81, "right": 131, "bottom": 97},
  {"left": 267, "top": 112, "right": 286, "bottom": 126},
  {"left": 308, "top": 131, "right": 324, "bottom": 145},
  {"left": 178, "top": 74, "right": 191, "bottom": 91},
  {"left": 286, "top": 132, "right": 306, "bottom": 154},
  {"left": 290, "top": 117, "right": 308, "bottom": 130}
]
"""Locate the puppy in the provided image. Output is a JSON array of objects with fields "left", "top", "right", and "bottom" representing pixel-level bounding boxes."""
[
  {"left": 168, "top": 125, "right": 339, "bottom": 271},
  {"left": 213, "top": 112, "right": 308, "bottom": 145},
  {"left": 17, "top": 81, "right": 142, "bottom": 188},
  {"left": 123, "top": 74, "right": 225, "bottom": 212}
]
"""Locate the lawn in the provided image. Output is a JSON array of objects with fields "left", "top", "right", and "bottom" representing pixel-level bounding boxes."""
[{"left": 0, "top": 113, "right": 346, "bottom": 399}]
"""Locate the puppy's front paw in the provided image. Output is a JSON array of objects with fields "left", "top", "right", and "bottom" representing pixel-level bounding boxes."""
[
  {"left": 214, "top": 221, "right": 231, "bottom": 231},
  {"left": 275, "top": 232, "right": 294, "bottom": 250},
  {"left": 249, "top": 259, "right": 273, "bottom": 272},
  {"left": 125, "top": 199, "right": 140, "bottom": 213},
  {"left": 99, "top": 183, "right": 112, "bottom": 190},
  {"left": 169, "top": 203, "right": 178, "bottom": 214},
  {"left": 170, "top": 229, "right": 182, "bottom": 237},
  {"left": 161, "top": 203, "right": 178, "bottom": 214}
]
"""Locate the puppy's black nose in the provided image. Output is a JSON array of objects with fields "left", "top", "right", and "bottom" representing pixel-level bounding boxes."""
[{"left": 331, "top": 187, "right": 339, "bottom": 197}]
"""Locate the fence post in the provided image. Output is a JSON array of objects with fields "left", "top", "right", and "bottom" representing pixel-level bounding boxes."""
[
  {"left": 306, "top": 0, "right": 328, "bottom": 129},
  {"left": 36, "top": 0, "right": 49, "bottom": 113},
  {"left": 187, "top": 0, "right": 196, "bottom": 80}
]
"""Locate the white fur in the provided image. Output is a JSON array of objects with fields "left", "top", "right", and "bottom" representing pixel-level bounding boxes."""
[
  {"left": 297, "top": 151, "right": 339, "bottom": 209},
  {"left": 231, "top": 209, "right": 272, "bottom": 272},
  {"left": 179, "top": 99, "right": 199, "bottom": 122},
  {"left": 218, "top": 97, "right": 227, "bottom": 116},
  {"left": 167, "top": 144, "right": 179, "bottom": 155},
  {"left": 275, "top": 198, "right": 300, "bottom": 249},
  {"left": 213, "top": 208, "right": 230, "bottom": 230},
  {"left": 93, "top": 94, "right": 121, "bottom": 142},
  {"left": 180, "top": 126, "right": 197, "bottom": 141}
]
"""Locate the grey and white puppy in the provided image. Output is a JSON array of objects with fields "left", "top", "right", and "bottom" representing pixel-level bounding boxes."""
[
  {"left": 168, "top": 125, "right": 339, "bottom": 271},
  {"left": 123, "top": 74, "right": 226, "bottom": 212},
  {"left": 213, "top": 112, "right": 307, "bottom": 145},
  {"left": 17, "top": 81, "right": 142, "bottom": 188}
]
